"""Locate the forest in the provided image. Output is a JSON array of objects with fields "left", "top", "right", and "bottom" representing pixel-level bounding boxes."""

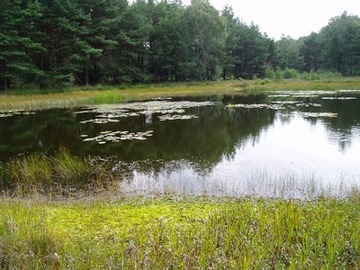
[{"left": 1, "top": 0, "right": 360, "bottom": 90}]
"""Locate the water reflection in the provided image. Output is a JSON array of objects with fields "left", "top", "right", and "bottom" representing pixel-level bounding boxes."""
[{"left": 1, "top": 91, "right": 360, "bottom": 198}]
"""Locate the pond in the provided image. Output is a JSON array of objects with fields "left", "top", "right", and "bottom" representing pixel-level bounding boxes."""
[{"left": 1, "top": 90, "right": 360, "bottom": 198}]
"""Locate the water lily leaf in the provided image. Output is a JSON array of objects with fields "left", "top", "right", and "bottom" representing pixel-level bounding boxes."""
[{"left": 301, "top": 112, "right": 338, "bottom": 118}]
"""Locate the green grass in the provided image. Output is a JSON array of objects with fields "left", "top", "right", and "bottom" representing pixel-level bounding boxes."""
[
  {"left": 0, "top": 197, "right": 359, "bottom": 269},
  {"left": 0, "top": 149, "right": 118, "bottom": 197},
  {"left": 2, "top": 78, "right": 360, "bottom": 111}
]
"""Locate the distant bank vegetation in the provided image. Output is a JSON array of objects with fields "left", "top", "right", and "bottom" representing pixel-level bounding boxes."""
[{"left": 1, "top": 0, "right": 360, "bottom": 90}]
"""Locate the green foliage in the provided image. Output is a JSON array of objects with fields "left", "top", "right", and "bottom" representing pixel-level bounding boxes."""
[
  {"left": 0, "top": 0, "right": 43, "bottom": 90},
  {"left": 222, "top": 7, "right": 271, "bottom": 80},
  {"left": 301, "top": 70, "right": 321, "bottom": 80},
  {"left": 283, "top": 68, "right": 299, "bottom": 79},
  {"left": 275, "top": 36, "right": 304, "bottom": 71},
  {"left": 1, "top": 1, "right": 359, "bottom": 90},
  {"left": 320, "top": 12, "right": 360, "bottom": 75}
]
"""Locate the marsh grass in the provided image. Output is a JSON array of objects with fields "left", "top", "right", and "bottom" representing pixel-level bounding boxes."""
[
  {"left": 7, "top": 154, "right": 53, "bottom": 195},
  {"left": 53, "top": 148, "right": 88, "bottom": 185},
  {"left": 0, "top": 149, "right": 118, "bottom": 197},
  {"left": 2, "top": 78, "right": 359, "bottom": 111},
  {"left": 0, "top": 197, "right": 359, "bottom": 269}
]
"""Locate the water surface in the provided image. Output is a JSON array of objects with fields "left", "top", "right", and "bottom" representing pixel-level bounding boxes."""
[{"left": 1, "top": 90, "right": 360, "bottom": 198}]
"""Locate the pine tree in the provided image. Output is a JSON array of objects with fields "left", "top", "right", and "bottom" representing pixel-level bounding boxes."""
[{"left": 0, "top": 0, "right": 42, "bottom": 90}]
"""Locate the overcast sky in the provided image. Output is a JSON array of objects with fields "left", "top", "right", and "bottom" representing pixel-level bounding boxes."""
[{"left": 182, "top": 0, "right": 360, "bottom": 40}]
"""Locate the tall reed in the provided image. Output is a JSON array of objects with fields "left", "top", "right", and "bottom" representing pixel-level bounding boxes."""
[{"left": 0, "top": 148, "right": 118, "bottom": 197}]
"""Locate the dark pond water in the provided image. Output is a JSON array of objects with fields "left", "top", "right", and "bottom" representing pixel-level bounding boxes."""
[{"left": 1, "top": 90, "right": 360, "bottom": 198}]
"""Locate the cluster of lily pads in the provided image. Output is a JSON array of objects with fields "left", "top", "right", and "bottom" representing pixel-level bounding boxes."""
[
  {"left": 226, "top": 101, "right": 322, "bottom": 111},
  {"left": 77, "top": 100, "right": 213, "bottom": 144},
  {"left": 321, "top": 97, "right": 357, "bottom": 100},
  {"left": 0, "top": 110, "right": 36, "bottom": 118},
  {"left": 268, "top": 90, "right": 337, "bottom": 98},
  {"left": 227, "top": 90, "right": 360, "bottom": 120},
  {"left": 226, "top": 103, "right": 285, "bottom": 110},
  {"left": 81, "top": 130, "right": 154, "bottom": 144},
  {"left": 158, "top": 114, "right": 199, "bottom": 121},
  {"left": 76, "top": 100, "right": 213, "bottom": 124},
  {"left": 227, "top": 101, "right": 338, "bottom": 119},
  {"left": 269, "top": 89, "right": 360, "bottom": 99},
  {"left": 299, "top": 112, "right": 338, "bottom": 118}
]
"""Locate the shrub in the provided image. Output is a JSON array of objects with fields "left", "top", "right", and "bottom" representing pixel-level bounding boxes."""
[{"left": 283, "top": 68, "right": 299, "bottom": 79}]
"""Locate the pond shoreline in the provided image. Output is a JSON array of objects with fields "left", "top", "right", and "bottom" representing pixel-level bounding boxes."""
[{"left": 1, "top": 78, "right": 360, "bottom": 111}]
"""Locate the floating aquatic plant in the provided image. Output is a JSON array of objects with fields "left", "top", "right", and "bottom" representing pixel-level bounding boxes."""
[
  {"left": 158, "top": 114, "right": 199, "bottom": 121},
  {"left": 77, "top": 100, "right": 213, "bottom": 125},
  {"left": 270, "top": 90, "right": 339, "bottom": 96},
  {"left": 321, "top": 97, "right": 357, "bottom": 100},
  {"left": 0, "top": 110, "right": 36, "bottom": 118},
  {"left": 271, "top": 101, "right": 298, "bottom": 104},
  {"left": 82, "top": 130, "right": 154, "bottom": 143},
  {"left": 268, "top": 94, "right": 291, "bottom": 98},
  {"left": 295, "top": 103, "right": 322, "bottom": 107},
  {"left": 80, "top": 118, "right": 120, "bottom": 124},
  {"left": 81, "top": 100, "right": 214, "bottom": 115},
  {"left": 226, "top": 103, "right": 285, "bottom": 110},
  {"left": 300, "top": 112, "right": 338, "bottom": 118}
]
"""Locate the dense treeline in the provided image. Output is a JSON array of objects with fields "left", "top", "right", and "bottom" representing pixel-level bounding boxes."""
[{"left": 1, "top": 0, "right": 360, "bottom": 90}]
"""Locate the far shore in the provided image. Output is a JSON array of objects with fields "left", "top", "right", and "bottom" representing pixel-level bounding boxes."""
[{"left": 1, "top": 77, "right": 360, "bottom": 111}]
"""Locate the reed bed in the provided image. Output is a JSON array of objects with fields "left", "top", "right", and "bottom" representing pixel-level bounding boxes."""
[
  {"left": 0, "top": 149, "right": 118, "bottom": 197},
  {"left": 0, "top": 197, "right": 359, "bottom": 269}
]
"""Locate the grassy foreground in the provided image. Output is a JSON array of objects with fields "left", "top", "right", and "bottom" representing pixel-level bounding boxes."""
[
  {"left": 0, "top": 197, "right": 359, "bottom": 269},
  {"left": 1, "top": 78, "right": 360, "bottom": 111}
]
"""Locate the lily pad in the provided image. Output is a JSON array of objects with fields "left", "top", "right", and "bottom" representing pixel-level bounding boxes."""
[
  {"left": 82, "top": 130, "right": 154, "bottom": 143},
  {"left": 78, "top": 100, "right": 212, "bottom": 125},
  {"left": 158, "top": 114, "right": 199, "bottom": 121},
  {"left": 226, "top": 103, "right": 285, "bottom": 110},
  {"left": 322, "top": 97, "right": 356, "bottom": 100},
  {"left": 0, "top": 110, "right": 36, "bottom": 118},
  {"left": 301, "top": 112, "right": 338, "bottom": 118}
]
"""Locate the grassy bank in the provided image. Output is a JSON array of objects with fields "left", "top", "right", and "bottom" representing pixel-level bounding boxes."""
[
  {"left": 1, "top": 78, "right": 360, "bottom": 111},
  {"left": 0, "top": 197, "right": 359, "bottom": 269}
]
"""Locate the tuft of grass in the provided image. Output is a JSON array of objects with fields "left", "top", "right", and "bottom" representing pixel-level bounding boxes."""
[
  {"left": 93, "top": 90, "right": 124, "bottom": 104},
  {"left": 0, "top": 149, "right": 118, "bottom": 197},
  {"left": 53, "top": 148, "right": 88, "bottom": 185},
  {"left": 7, "top": 154, "right": 53, "bottom": 195},
  {"left": 0, "top": 197, "right": 359, "bottom": 269}
]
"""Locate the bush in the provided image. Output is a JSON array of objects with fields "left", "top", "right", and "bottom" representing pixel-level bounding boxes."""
[
  {"left": 301, "top": 71, "right": 321, "bottom": 80},
  {"left": 283, "top": 68, "right": 299, "bottom": 79}
]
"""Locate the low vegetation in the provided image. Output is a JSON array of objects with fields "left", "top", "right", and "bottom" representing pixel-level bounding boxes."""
[
  {"left": 1, "top": 77, "right": 360, "bottom": 112},
  {"left": 0, "top": 148, "right": 118, "bottom": 197},
  {"left": 0, "top": 197, "right": 359, "bottom": 269}
]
